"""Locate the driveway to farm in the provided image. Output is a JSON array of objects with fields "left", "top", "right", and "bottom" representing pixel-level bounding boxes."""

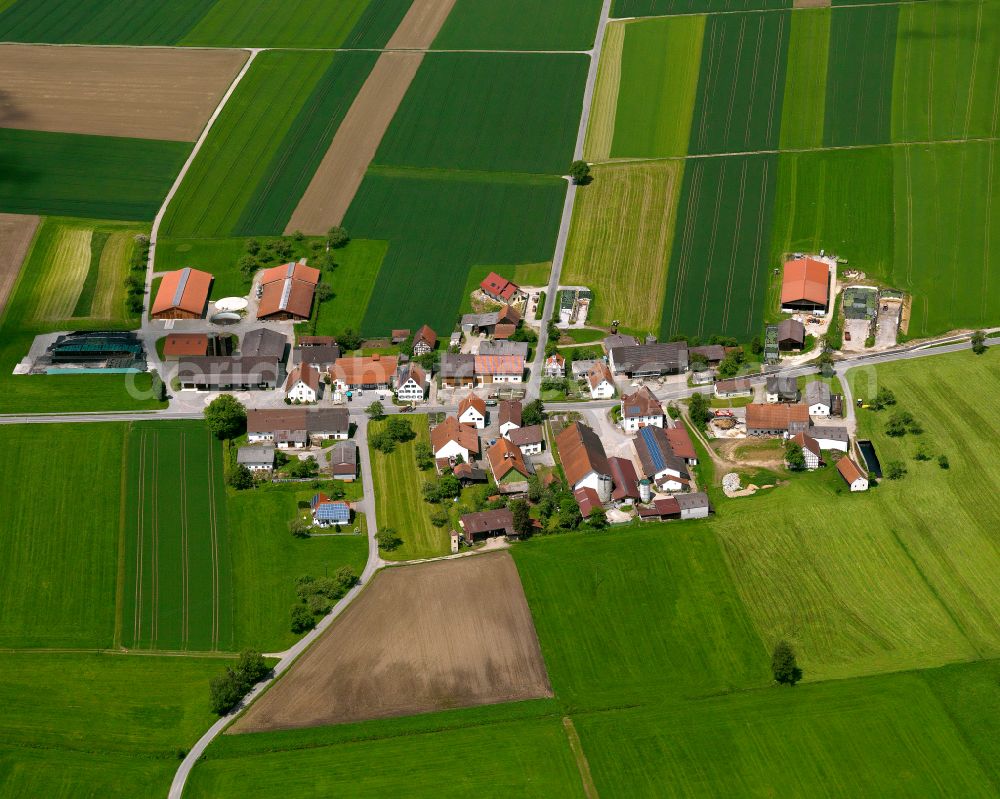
[{"left": 528, "top": 0, "right": 614, "bottom": 400}]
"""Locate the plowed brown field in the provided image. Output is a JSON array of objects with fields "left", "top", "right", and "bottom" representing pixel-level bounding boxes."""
[
  {"left": 0, "top": 45, "right": 248, "bottom": 141},
  {"left": 231, "top": 552, "right": 551, "bottom": 732},
  {"left": 0, "top": 213, "right": 39, "bottom": 317}
]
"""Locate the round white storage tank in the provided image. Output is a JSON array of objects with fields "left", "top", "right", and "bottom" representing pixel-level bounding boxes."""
[{"left": 639, "top": 478, "right": 652, "bottom": 503}]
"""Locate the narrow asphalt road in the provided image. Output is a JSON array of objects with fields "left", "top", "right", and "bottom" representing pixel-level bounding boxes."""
[
  {"left": 167, "top": 420, "right": 382, "bottom": 799},
  {"left": 527, "top": 0, "right": 614, "bottom": 400}
]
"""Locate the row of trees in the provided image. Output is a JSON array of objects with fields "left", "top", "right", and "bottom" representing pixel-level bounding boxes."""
[
  {"left": 124, "top": 234, "right": 149, "bottom": 315},
  {"left": 370, "top": 417, "right": 415, "bottom": 453}
]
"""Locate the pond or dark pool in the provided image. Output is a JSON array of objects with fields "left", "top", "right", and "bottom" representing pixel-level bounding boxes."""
[{"left": 857, "top": 440, "right": 882, "bottom": 478}]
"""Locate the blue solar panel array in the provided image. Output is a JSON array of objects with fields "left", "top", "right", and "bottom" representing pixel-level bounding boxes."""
[
  {"left": 640, "top": 426, "right": 666, "bottom": 471},
  {"left": 315, "top": 502, "right": 350, "bottom": 523}
]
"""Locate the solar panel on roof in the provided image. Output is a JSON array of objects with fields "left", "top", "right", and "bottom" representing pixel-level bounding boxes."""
[
  {"left": 285, "top": 262, "right": 295, "bottom": 278},
  {"left": 315, "top": 503, "right": 350, "bottom": 522},
  {"left": 171, "top": 267, "right": 191, "bottom": 306},
  {"left": 640, "top": 426, "right": 666, "bottom": 471}
]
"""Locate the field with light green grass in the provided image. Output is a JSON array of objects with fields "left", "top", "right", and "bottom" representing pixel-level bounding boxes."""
[
  {"left": 779, "top": 7, "right": 829, "bottom": 150},
  {"left": 434, "top": 0, "right": 602, "bottom": 51},
  {"left": 0, "top": 652, "right": 228, "bottom": 799},
  {"left": 368, "top": 416, "right": 449, "bottom": 561},
  {"left": 457, "top": 262, "right": 551, "bottom": 313},
  {"left": 226, "top": 481, "right": 368, "bottom": 651},
  {"left": 563, "top": 160, "right": 683, "bottom": 333}
]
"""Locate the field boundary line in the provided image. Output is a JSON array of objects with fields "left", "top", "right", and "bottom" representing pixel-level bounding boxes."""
[
  {"left": 562, "top": 716, "right": 600, "bottom": 799},
  {"left": 180, "top": 432, "right": 189, "bottom": 648},
  {"left": 144, "top": 47, "right": 261, "bottom": 319},
  {"left": 206, "top": 430, "right": 220, "bottom": 650},
  {"left": 132, "top": 430, "right": 146, "bottom": 646},
  {"left": 609, "top": 0, "right": 936, "bottom": 23}
]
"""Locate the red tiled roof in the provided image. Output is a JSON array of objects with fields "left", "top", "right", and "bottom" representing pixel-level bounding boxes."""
[
  {"left": 837, "top": 456, "right": 866, "bottom": 484},
  {"left": 259, "top": 261, "right": 320, "bottom": 286},
  {"left": 637, "top": 497, "right": 681, "bottom": 518},
  {"left": 459, "top": 392, "right": 486, "bottom": 417},
  {"left": 746, "top": 403, "right": 810, "bottom": 430},
  {"left": 162, "top": 333, "right": 208, "bottom": 357},
  {"left": 792, "top": 432, "right": 821, "bottom": 459},
  {"left": 487, "top": 437, "right": 531, "bottom": 481},
  {"left": 480, "top": 272, "right": 520, "bottom": 301},
  {"left": 588, "top": 361, "right": 614, "bottom": 390},
  {"left": 557, "top": 422, "right": 610, "bottom": 486},
  {"left": 475, "top": 354, "right": 524, "bottom": 375},
  {"left": 430, "top": 416, "right": 480, "bottom": 455},
  {"left": 666, "top": 425, "right": 697, "bottom": 460},
  {"left": 151, "top": 268, "right": 213, "bottom": 316},
  {"left": 413, "top": 324, "right": 437, "bottom": 348},
  {"left": 493, "top": 323, "right": 516, "bottom": 339},
  {"left": 285, "top": 362, "right": 320, "bottom": 392},
  {"left": 608, "top": 456, "right": 640, "bottom": 501},
  {"left": 498, "top": 400, "right": 521, "bottom": 428},
  {"left": 331, "top": 355, "right": 398, "bottom": 386},
  {"left": 781, "top": 257, "right": 829, "bottom": 306},
  {"left": 621, "top": 386, "right": 661, "bottom": 418},
  {"left": 257, "top": 278, "right": 315, "bottom": 319},
  {"left": 573, "top": 486, "right": 602, "bottom": 518}
]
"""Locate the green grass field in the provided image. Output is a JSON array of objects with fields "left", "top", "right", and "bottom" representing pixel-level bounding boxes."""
[
  {"left": 0, "top": 0, "right": 216, "bottom": 43},
  {"left": 779, "top": 7, "right": 830, "bottom": 150},
  {"left": 890, "top": 141, "right": 1000, "bottom": 335},
  {"left": 310, "top": 239, "right": 388, "bottom": 337},
  {"left": 892, "top": 0, "right": 1000, "bottom": 143},
  {"left": 374, "top": 53, "right": 588, "bottom": 176},
  {"left": 513, "top": 525, "right": 770, "bottom": 709},
  {"left": 368, "top": 416, "right": 449, "bottom": 561},
  {"left": 434, "top": 0, "right": 602, "bottom": 51},
  {"left": 574, "top": 666, "right": 999, "bottom": 798},
  {"left": 0, "top": 652, "right": 228, "bottom": 799},
  {"left": 660, "top": 154, "right": 778, "bottom": 341},
  {"left": 824, "top": 4, "right": 898, "bottom": 147},
  {"left": 0, "top": 424, "right": 123, "bottom": 648},
  {"left": 161, "top": 51, "right": 333, "bottom": 238},
  {"left": 0, "top": 128, "right": 188, "bottom": 220},
  {"left": 610, "top": 15, "right": 705, "bottom": 159},
  {"left": 187, "top": 707, "right": 585, "bottom": 798},
  {"left": 613, "top": 0, "right": 788, "bottom": 14},
  {"left": 348, "top": 171, "right": 565, "bottom": 334},
  {"left": 227, "top": 482, "right": 368, "bottom": 651},
  {"left": 182, "top": 0, "right": 368, "bottom": 48},
  {"left": 688, "top": 10, "right": 789, "bottom": 155},
  {"left": 563, "top": 160, "right": 684, "bottom": 334},
  {"left": 122, "top": 422, "right": 234, "bottom": 651},
  {"left": 1, "top": 217, "right": 145, "bottom": 331}
]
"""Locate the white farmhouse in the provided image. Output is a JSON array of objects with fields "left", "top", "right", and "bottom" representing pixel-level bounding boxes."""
[
  {"left": 458, "top": 393, "right": 487, "bottom": 429},
  {"left": 284, "top": 363, "right": 320, "bottom": 403},
  {"left": 620, "top": 386, "right": 664, "bottom": 432}
]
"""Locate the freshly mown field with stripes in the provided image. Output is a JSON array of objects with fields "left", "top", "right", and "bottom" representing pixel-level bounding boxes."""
[
  {"left": 0, "top": 128, "right": 188, "bottom": 220},
  {"left": 572, "top": 0, "right": 1000, "bottom": 339},
  {"left": 122, "top": 421, "right": 234, "bottom": 652},
  {"left": 0, "top": 217, "right": 146, "bottom": 331},
  {"left": 367, "top": 415, "right": 449, "bottom": 561},
  {"left": 0, "top": 0, "right": 412, "bottom": 47}
]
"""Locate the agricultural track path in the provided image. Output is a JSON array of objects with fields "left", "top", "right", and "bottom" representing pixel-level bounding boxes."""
[
  {"left": 167, "top": 416, "right": 382, "bottom": 799},
  {"left": 529, "top": 0, "right": 615, "bottom": 400}
]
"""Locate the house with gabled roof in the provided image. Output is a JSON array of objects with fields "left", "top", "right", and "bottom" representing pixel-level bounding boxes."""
[
  {"left": 666, "top": 424, "right": 698, "bottom": 465},
  {"left": 745, "top": 403, "right": 810, "bottom": 436},
  {"left": 458, "top": 393, "right": 487, "bottom": 428},
  {"left": 790, "top": 432, "right": 822, "bottom": 470},
  {"left": 486, "top": 437, "right": 533, "bottom": 491},
  {"left": 257, "top": 260, "right": 320, "bottom": 321},
  {"left": 284, "top": 362, "right": 320, "bottom": 402},
  {"left": 395, "top": 362, "right": 427, "bottom": 403},
  {"left": 412, "top": 325, "right": 437, "bottom": 355},
  {"left": 498, "top": 400, "right": 521, "bottom": 437},
  {"left": 480, "top": 272, "right": 524, "bottom": 304},
  {"left": 556, "top": 421, "right": 612, "bottom": 500},
  {"left": 608, "top": 456, "right": 640, "bottom": 504},
  {"left": 543, "top": 352, "right": 565, "bottom": 378},
  {"left": 620, "top": 386, "right": 663, "bottom": 432},
  {"left": 837, "top": 456, "right": 869, "bottom": 491},
  {"left": 805, "top": 381, "right": 832, "bottom": 416},
  {"left": 311, "top": 493, "right": 351, "bottom": 527},
  {"left": 633, "top": 425, "right": 689, "bottom": 492},
  {"left": 430, "top": 416, "right": 480, "bottom": 461},
  {"left": 586, "top": 361, "right": 615, "bottom": 399},
  {"left": 506, "top": 424, "right": 544, "bottom": 456}
]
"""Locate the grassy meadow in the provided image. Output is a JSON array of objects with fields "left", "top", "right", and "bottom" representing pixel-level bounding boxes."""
[
  {"left": 779, "top": 7, "right": 829, "bottom": 150},
  {"left": 583, "top": 20, "right": 625, "bottom": 162},
  {"left": 563, "top": 160, "right": 684, "bottom": 333},
  {"left": 613, "top": 0, "right": 788, "bottom": 14},
  {"left": 181, "top": 0, "right": 370, "bottom": 48},
  {"left": 227, "top": 482, "right": 368, "bottom": 651},
  {"left": 0, "top": 652, "right": 227, "bottom": 799},
  {"left": 368, "top": 415, "right": 449, "bottom": 561},
  {"left": 0, "top": 128, "right": 188, "bottom": 220}
]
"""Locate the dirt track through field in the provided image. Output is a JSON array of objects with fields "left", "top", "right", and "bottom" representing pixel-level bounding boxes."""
[
  {"left": 0, "top": 44, "right": 248, "bottom": 141},
  {"left": 231, "top": 552, "right": 551, "bottom": 732},
  {"left": 284, "top": 0, "right": 456, "bottom": 233},
  {"left": 0, "top": 213, "right": 38, "bottom": 319}
]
